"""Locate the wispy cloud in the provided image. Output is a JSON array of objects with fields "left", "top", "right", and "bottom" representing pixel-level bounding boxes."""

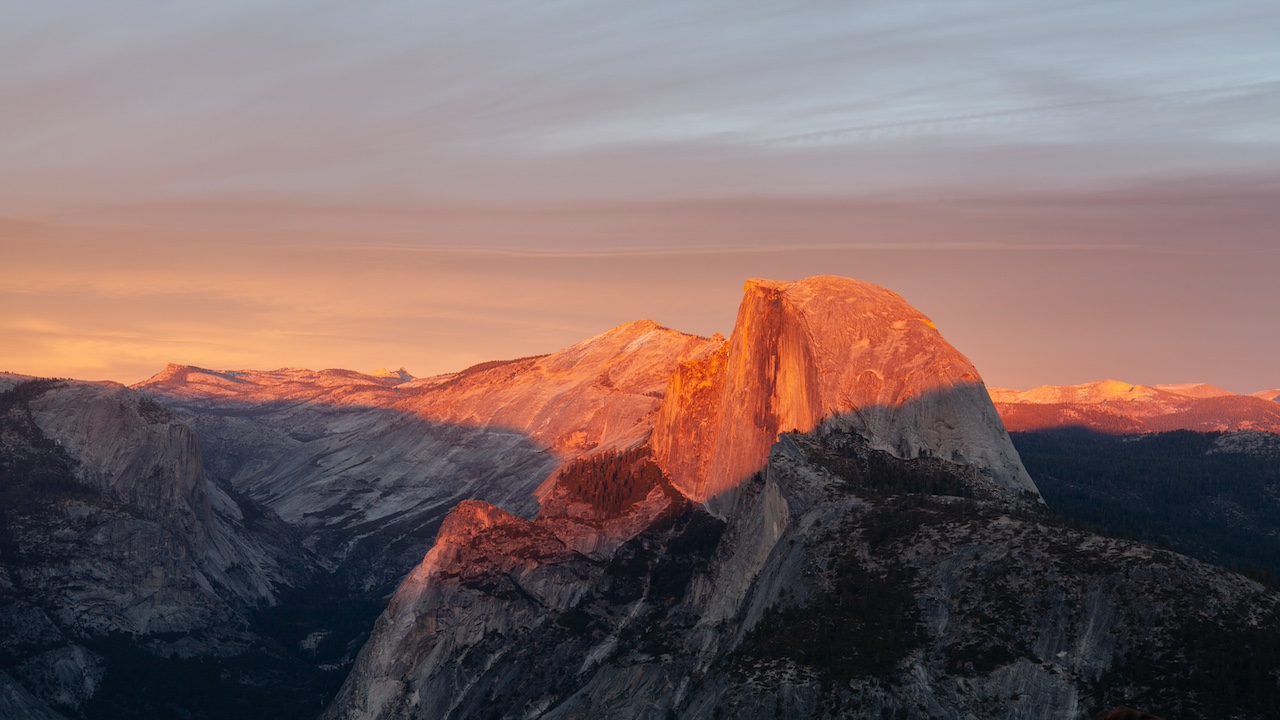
[
  {"left": 333, "top": 241, "right": 1142, "bottom": 259},
  {"left": 766, "top": 81, "right": 1280, "bottom": 146},
  {"left": 2, "top": 1, "right": 1277, "bottom": 212}
]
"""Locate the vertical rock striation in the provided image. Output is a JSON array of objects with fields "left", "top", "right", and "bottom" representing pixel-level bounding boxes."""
[{"left": 652, "top": 276, "right": 1035, "bottom": 505}]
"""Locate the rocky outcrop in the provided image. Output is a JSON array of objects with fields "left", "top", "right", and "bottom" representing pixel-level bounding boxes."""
[
  {"left": 991, "top": 380, "right": 1280, "bottom": 434},
  {"left": 9, "top": 272, "right": 1280, "bottom": 718},
  {"left": 1212, "top": 430, "right": 1280, "bottom": 456},
  {"left": 652, "top": 276, "right": 1035, "bottom": 506},
  {"left": 324, "top": 277, "right": 1051, "bottom": 719},
  {"left": 676, "top": 433, "right": 1280, "bottom": 720},
  {"left": 369, "top": 367, "right": 414, "bottom": 381}
]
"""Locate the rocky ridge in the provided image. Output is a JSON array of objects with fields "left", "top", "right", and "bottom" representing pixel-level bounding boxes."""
[
  {"left": 990, "top": 380, "right": 1280, "bottom": 434},
  {"left": 135, "top": 320, "right": 720, "bottom": 591}
]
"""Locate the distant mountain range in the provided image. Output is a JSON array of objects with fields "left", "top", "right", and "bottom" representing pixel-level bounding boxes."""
[{"left": 989, "top": 379, "right": 1280, "bottom": 434}]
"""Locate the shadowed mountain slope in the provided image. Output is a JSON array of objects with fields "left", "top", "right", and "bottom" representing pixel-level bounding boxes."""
[
  {"left": 0, "top": 375, "right": 322, "bottom": 719},
  {"left": 1011, "top": 429, "right": 1280, "bottom": 582},
  {"left": 326, "top": 417, "right": 1280, "bottom": 720}
]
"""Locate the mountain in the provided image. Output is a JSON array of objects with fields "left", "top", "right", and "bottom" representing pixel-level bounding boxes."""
[
  {"left": 135, "top": 320, "right": 720, "bottom": 592},
  {"left": 989, "top": 380, "right": 1280, "bottom": 434},
  {"left": 990, "top": 380, "right": 1280, "bottom": 580},
  {"left": 0, "top": 374, "right": 322, "bottom": 718},
  {"left": 329, "top": 433, "right": 1280, "bottom": 720},
  {"left": 1254, "top": 389, "right": 1280, "bottom": 402},
  {"left": 12, "top": 274, "right": 1279, "bottom": 718},
  {"left": 652, "top": 277, "right": 1034, "bottom": 507},
  {"left": 1153, "top": 382, "right": 1234, "bottom": 399},
  {"left": 369, "top": 367, "right": 414, "bottom": 382},
  {"left": 324, "top": 277, "right": 1280, "bottom": 720}
]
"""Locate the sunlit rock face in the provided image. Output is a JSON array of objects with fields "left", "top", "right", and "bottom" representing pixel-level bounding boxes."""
[
  {"left": 652, "top": 276, "right": 1035, "bottom": 505},
  {"left": 369, "top": 367, "right": 414, "bottom": 381},
  {"left": 406, "top": 319, "right": 720, "bottom": 460},
  {"left": 135, "top": 320, "right": 720, "bottom": 590},
  {"left": 990, "top": 380, "right": 1280, "bottom": 434}
]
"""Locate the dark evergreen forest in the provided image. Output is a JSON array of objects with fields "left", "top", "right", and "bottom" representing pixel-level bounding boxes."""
[{"left": 1012, "top": 429, "right": 1280, "bottom": 584}]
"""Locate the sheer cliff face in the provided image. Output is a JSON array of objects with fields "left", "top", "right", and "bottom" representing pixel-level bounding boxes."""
[
  {"left": 11, "top": 380, "right": 308, "bottom": 616},
  {"left": 652, "top": 276, "right": 1035, "bottom": 504},
  {"left": 26, "top": 381, "right": 212, "bottom": 547}
]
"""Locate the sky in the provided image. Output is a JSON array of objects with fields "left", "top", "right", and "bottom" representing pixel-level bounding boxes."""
[{"left": 2, "top": 1, "right": 1278, "bottom": 392}]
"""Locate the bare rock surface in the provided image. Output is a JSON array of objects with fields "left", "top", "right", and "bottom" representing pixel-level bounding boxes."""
[
  {"left": 136, "top": 320, "right": 719, "bottom": 590},
  {"left": 1211, "top": 430, "right": 1280, "bottom": 456},
  {"left": 0, "top": 670, "right": 69, "bottom": 720},
  {"left": 0, "top": 377, "right": 320, "bottom": 717},
  {"left": 12, "top": 274, "right": 1277, "bottom": 718},
  {"left": 653, "top": 276, "right": 1034, "bottom": 505}
]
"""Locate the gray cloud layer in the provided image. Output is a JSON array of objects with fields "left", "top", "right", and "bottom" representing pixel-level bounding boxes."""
[{"left": 2, "top": 1, "right": 1277, "bottom": 213}]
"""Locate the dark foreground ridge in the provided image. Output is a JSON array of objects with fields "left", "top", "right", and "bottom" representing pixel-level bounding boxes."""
[{"left": 325, "top": 418, "right": 1280, "bottom": 720}]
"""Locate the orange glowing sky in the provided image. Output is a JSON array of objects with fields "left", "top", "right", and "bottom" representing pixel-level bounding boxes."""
[{"left": 2, "top": 3, "right": 1278, "bottom": 393}]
